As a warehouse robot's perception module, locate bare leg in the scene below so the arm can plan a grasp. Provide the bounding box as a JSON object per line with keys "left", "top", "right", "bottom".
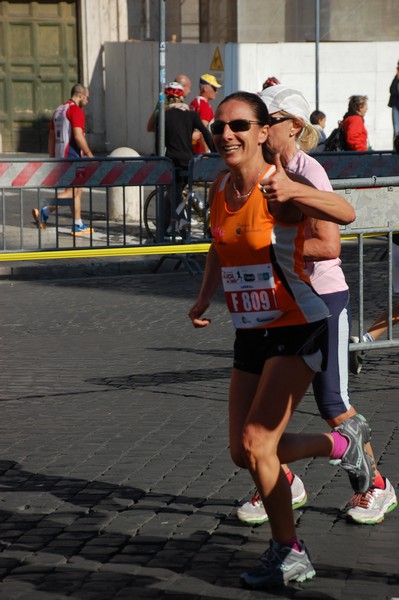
{"left": 325, "top": 408, "right": 378, "bottom": 479}
{"left": 229, "top": 369, "right": 260, "bottom": 468}
{"left": 251, "top": 407, "right": 378, "bottom": 503}
{"left": 230, "top": 356, "right": 333, "bottom": 543}
{"left": 367, "top": 303, "right": 399, "bottom": 340}
{"left": 48, "top": 188, "right": 83, "bottom": 221}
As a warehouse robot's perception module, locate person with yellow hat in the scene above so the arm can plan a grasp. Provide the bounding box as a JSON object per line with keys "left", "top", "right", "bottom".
{"left": 189, "top": 73, "right": 222, "bottom": 154}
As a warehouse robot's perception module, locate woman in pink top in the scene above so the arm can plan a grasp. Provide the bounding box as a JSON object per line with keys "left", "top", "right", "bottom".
{"left": 237, "top": 85, "right": 396, "bottom": 530}
{"left": 188, "top": 91, "right": 371, "bottom": 589}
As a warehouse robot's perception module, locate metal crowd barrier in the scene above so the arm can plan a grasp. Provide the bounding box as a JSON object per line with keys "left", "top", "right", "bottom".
{"left": 1, "top": 151, "right": 398, "bottom": 262}
{"left": 319, "top": 152, "right": 399, "bottom": 351}
{"left": 188, "top": 151, "right": 399, "bottom": 352}
{"left": 0, "top": 155, "right": 213, "bottom": 263}
{"left": 1, "top": 151, "right": 399, "bottom": 351}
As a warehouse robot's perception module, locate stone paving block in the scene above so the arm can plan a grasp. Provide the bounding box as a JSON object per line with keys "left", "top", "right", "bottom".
{"left": 109, "top": 553, "right": 149, "bottom": 566}
{"left": 61, "top": 593, "right": 105, "bottom": 600}
{"left": 24, "top": 553, "right": 67, "bottom": 568}
{"left": 114, "top": 589, "right": 161, "bottom": 599}
{"left": 18, "top": 593, "right": 68, "bottom": 600}
{"left": 119, "top": 542, "right": 165, "bottom": 555}
{"left": 6, "top": 573, "right": 46, "bottom": 585}
{"left": 0, "top": 581, "right": 33, "bottom": 600}
{"left": 97, "top": 561, "right": 140, "bottom": 575}
{"left": 41, "top": 541, "right": 82, "bottom": 557}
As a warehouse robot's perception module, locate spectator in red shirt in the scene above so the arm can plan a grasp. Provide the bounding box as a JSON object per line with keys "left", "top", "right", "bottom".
{"left": 32, "top": 83, "right": 94, "bottom": 235}
{"left": 341, "top": 95, "right": 369, "bottom": 151}
{"left": 189, "top": 73, "right": 222, "bottom": 154}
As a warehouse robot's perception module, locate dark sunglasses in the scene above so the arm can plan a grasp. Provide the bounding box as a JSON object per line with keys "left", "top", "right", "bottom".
{"left": 211, "top": 119, "right": 262, "bottom": 135}
{"left": 269, "top": 116, "right": 292, "bottom": 126}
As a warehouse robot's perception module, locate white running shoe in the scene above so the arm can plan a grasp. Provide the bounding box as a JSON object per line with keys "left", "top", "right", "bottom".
{"left": 349, "top": 335, "right": 363, "bottom": 375}
{"left": 237, "top": 475, "right": 307, "bottom": 525}
{"left": 345, "top": 478, "right": 398, "bottom": 524}
{"left": 240, "top": 539, "right": 316, "bottom": 588}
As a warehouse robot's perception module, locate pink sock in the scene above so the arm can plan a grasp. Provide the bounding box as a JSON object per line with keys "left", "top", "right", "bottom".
{"left": 281, "top": 536, "right": 301, "bottom": 552}
{"left": 330, "top": 431, "right": 349, "bottom": 459}
{"left": 372, "top": 473, "right": 385, "bottom": 489}
{"left": 285, "top": 468, "right": 294, "bottom": 485}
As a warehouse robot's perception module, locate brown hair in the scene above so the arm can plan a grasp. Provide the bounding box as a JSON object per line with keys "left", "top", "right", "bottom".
{"left": 216, "top": 91, "right": 270, "bottom": 125}
{"left": 348, "top": 95, "right": 368, "bottom": 114}
{"left": 71, "top": 83, "right": 88, "bottom": 97}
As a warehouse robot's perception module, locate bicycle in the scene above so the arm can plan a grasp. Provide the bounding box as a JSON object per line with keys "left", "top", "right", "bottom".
{"left": 143, "top": 181, "right": 210, "bottom": 241}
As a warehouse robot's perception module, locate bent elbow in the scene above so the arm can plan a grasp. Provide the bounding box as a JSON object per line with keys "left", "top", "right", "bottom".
{"left": 344, "top": 206, "right": 356, "bottom": 225}
{"left": 336, "top": 204, "right": 356, "bottom": 226}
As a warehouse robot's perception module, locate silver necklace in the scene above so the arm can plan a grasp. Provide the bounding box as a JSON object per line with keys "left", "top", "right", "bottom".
{"left": 232, "top": 167, "right": 264, "bottom": 200}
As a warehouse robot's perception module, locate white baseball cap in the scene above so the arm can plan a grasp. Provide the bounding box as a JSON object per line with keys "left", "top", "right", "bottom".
{"left": 259, "top": 84, "right": 310, "bottom": 123}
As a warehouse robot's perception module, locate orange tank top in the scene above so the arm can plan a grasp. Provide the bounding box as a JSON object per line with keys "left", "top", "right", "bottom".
{"left": 210, "top": 167, "right": 329, "bottom": 329}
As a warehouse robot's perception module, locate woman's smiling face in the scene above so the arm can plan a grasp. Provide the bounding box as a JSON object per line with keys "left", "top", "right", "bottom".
{"left": 213, "top": 99, "right": 268, "bottom": 167}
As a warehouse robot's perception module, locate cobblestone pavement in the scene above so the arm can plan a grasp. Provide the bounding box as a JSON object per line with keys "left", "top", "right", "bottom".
{"left": 0, "top": 246, "right": 398, "bottom": 599}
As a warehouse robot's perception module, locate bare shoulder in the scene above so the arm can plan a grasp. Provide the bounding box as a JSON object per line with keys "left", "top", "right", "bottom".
{"left": 208, "top": 170, "right": 229, "bottom": 207}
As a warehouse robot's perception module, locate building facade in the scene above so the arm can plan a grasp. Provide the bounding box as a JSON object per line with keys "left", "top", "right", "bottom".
{"left": 1, "top": 0, "right": 398, "bottom": 152}
{"left": 0, "top": 0, "right": 128, "bottom": 152}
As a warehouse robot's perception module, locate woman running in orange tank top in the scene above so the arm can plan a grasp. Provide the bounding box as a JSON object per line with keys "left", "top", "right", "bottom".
{"left": 188, "top": 92, "right": 369, "bottom": 590}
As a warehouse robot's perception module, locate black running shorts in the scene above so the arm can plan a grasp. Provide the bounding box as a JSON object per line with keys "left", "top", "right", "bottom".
{"left": 233, "top": 319, "right": 329, "bottom": 375}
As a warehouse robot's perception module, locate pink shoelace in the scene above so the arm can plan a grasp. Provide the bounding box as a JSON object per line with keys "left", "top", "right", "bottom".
{"left": 251, "top": 492, "right": 261, "bottom": 505}
{"left": 348, "top": 489, "right": 375, "bottom": 508}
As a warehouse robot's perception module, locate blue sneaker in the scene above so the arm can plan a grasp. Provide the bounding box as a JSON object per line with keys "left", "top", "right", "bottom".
{"left": 240, "top": 539, "right": 316, "bottom": 589}
{"left": 32, "top": 208, "right": 48, "bottom": 230}
{"left": 70, "top": 223, "right": 93, "bottom": 235}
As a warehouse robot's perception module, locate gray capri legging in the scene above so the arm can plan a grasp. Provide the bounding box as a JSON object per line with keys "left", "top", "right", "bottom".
{"left": 312, "top": 289, "right": 352, "bottom": 420}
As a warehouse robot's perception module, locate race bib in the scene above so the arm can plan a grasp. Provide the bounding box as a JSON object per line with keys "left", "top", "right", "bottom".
{"left": 222, "top": 264, "right": 282, "bottom": 328}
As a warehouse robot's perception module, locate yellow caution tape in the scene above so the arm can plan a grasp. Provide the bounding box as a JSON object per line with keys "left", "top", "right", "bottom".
{"left": 0, "top": 231, "right": 393, "bottom": 263}
{"left": 0, "top": 243, "right": 212, "bottom": 262}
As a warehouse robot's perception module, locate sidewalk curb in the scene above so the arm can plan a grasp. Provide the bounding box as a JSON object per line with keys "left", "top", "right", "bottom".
{"left": 0, "top": 254, "right": 207, "bottom": 280}
{"left": 0, "top": 257, "right": 162, "bottom": 280}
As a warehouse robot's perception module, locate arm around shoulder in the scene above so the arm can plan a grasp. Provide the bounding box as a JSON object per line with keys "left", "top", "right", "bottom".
{"left": 290, "top": 184, "right": 355, "bottom": 225}
{"left": 261, "top": 154, "right": 355, "bottom": 225}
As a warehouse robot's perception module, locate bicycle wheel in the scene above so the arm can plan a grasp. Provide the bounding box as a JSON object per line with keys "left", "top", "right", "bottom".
{"left": 144, "top": 188, "right": 172, "bottom": 240}
{"left": 189, "top": 186, "right": 211, "bottom": 237}
{"left": 143, "top": 189, "right": 158, "bottom": 240}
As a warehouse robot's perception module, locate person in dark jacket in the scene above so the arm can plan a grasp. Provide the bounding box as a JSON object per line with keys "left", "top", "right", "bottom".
{"left": 156, "top": 82, "right": 215, "bottom": 232}
{"left": 310, "top": 109, "right": 327, "bottom": 151}
{"left": 388, "top": 61, "right": 399, "bottom": 141}
{"left": 341, "top": 95, "right": 369, "bottom": 151}
{"left": 162, "top": 82, "right": 214, "bottom": 169}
